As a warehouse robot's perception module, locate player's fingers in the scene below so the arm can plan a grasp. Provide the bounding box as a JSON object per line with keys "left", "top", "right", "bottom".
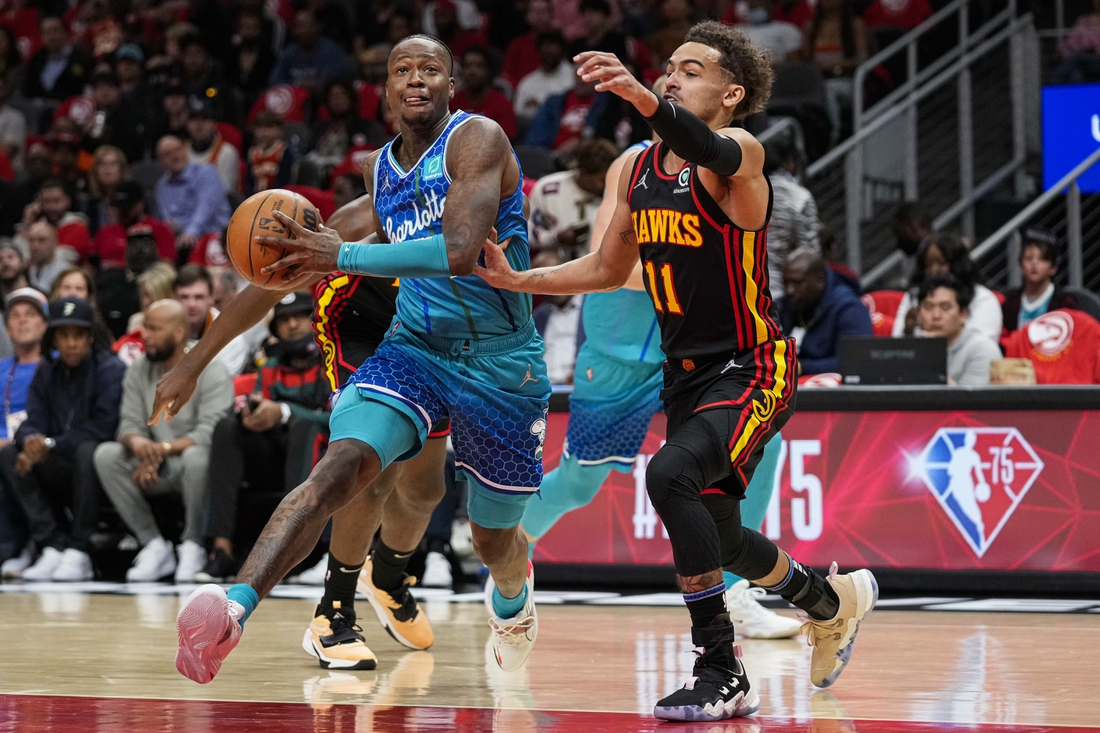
{"left": 499, "top": 235, "right": 513, "bottom": 252}
{"left": 261, "top": 252, "right": 308, "bottom": 274}
{"left": 255, "top": 235, "right": 302, "bottom": 251}
{"left": 272, "top": 209, "right": 308, "bottom": 235}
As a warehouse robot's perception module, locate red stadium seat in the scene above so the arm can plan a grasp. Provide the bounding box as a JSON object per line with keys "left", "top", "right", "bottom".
{"left": 216, "top": 122, "right": 243, "bottom": 153}
{"left": 861, "top": 290, "right": 904, "bottom": 337}
{"left": 1002, "top": 309, "right": 1100, "bottom": 384}
{"left": 330, "top": 144, "right": 379, "bottom": 180}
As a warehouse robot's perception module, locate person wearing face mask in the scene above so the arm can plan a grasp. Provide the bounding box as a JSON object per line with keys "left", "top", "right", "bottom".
{"left": 863, "top": 0, "right": 933, "bottom": 31}
{"left": 194, "top": 291, "right": 331, "bottom": 583}
{"left": 736, "top": 0, "right": 804, "bottom": 64}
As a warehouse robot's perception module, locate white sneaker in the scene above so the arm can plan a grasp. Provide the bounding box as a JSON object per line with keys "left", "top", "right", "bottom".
{"left": 421, "top": 551, "right": 452, "bottom": 588}
{"left": 295, "top": 553, "right": 328, "bottom": 585}
{"left": 21, "top": 546, "right": 64, "bottom": 581}
{"left": 51, "top": 549, "right": 94, "bottom": 582}
{"left": 1, "top": 543, "right": 34, "bottom": 578}
{"left": 127, "top": 537, "right": 176, "bottom": 582}
{"left": 484, "top": 560, "right": 538, "bottom": 671}
{"left": 175, "top": 541, "right": 207, "bottom": 583}
{"left": 726, "top": 579, "right": 803, "bottom": 639}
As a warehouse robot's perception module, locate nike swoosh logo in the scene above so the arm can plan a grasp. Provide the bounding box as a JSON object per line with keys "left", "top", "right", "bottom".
{"left": 338, "top": 567, "right": 361, "bottom": 573}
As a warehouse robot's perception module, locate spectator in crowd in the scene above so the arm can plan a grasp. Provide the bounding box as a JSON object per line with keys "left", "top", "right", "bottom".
{"left": 46, "top": 130, "right": 88, "bottom": 194}
{"left": 211, "top": 268, "right": 241, "bottom": 313}
{"left": 47, "top": 265, "right": 115, "bottom": 347}
{"left": 1001, "top": 227, "right": 1079, "bottom": 333}
{"left": 648, "top": 0, "right": 696, "bottom": 65}
{"left": 85, "top": 67, "right": 147, "bottom": 164}
{"left": 0, "top": 144, "right": 51, "bottom": 237}
{"left": 0, "top": 26, "right": 21, "bottom": 89}
{"left": 803, "top": 0, "right": 867, "bottom": 141}
{"left": 452, "top": 46, "right": 517, "bottom": 140}
{"left": 21, "top": 180, "right": 92, "bottom": 262}
{"left": 24, "top": 222, "right": 69, "bottom": 293}
{"left": 197, "top": 291, "right": 330, "bottom": 581}
{"left": 0, "top": 289, "right": 48, "bottom": 577}
{"left": 1, "top": 296, "right": 125, "bottom": 581}
{"left": 22, "top": 16, "right": 93, "bottom": 101}
{"left": 528, "top": 138, "right": 617, "bottom": 258}
{"left": 178, "top": 35, "right": 236, "bottom": 122}
{"left": 526, "top": 75, "right": 608, "bottom": 152}
{"left": 764, "top": 127, "right": 819, "bottom": 299}
{"left": 503, "top": 0, "right": 556, "bottom": 86}
{"left": 245, "top": 112, "right": 299, "bottom": 195}
{"left": 423, "top": 0, "right": 483, "bottom": 37}
{"left": 150, "top": 78, "right": 191, "bottom": 146}
{"left": 155, "top": 135, "right": 232, "bottom": 254}
{"left": 187, "top": 98, "right": 241, "bottom": 195}
{"left": 227, "top": 10, "right": 279, "bottom": 110}
{"left": 123, "top": 262, "right": 178, "bottom": 338}
{"left": 84, "top": 146, "right": 129, "bottom": 236}
{"left": 173, "top": 264, "right": 256, "bottom": 376}
{"left": 306, "top": 80, "right": 386, "bottom": 184}
{"left": 893, "top": 233, "right": 1003, "bottom": 342}
{"left": 94, "top": 299, "right": 232, "bottom": 583}
{"left": 779, "top": 248, "right": 873, "bottom": 375}
{"left": 890, "top": 202, "right": 932, "bottom": 287}
{"left": 514, "top": 31, "right": 575, "bottom": 125}
{"left": 0, "top": 242, "right": 29, "bottom": 305}
{"left": 1053, "top": 0, "right": 1100, "bottom": 84}
{"left": 737, "top": 0, "right": 804, "bottom": 63}
{"left": 270, "top": 10, "right": 350, "bottom": 93}
{"left": 91, "top": 181, "right": 177, "bottom": 270}
{"left": 115, "top": 44, "right": 149, "bottom": 108}
{"left": 532, "top": 251, "right": 582, "bottom": 384}
{"left": 332, "top": 173, "right": 367, "bottom": 209}
{"left": 570, "top": 0, "right": 635, "bottom": 62}
{"left": 310, "top": 0, "right": 353, "bottom": 52}
{"left": 0, "top": 76, "right": 26, "bottom": 172}
{"left": 918, "top": 274, "right": 1001, "bottom": 386}
{"left": 863, "top": 0, "right": 933, "bottom": 30}
{"left": 428, "top": 0, "right": 489, "bottom": 59}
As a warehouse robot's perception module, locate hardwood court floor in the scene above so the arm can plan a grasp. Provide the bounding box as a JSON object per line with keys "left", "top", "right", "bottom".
{"left": 0, "top": 590, "right": 1098, "bottom": 732}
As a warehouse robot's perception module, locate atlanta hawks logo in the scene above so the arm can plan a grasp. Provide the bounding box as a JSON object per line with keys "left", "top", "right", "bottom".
{"left": 752, "top": 391, "right": 777, "bottom": 422}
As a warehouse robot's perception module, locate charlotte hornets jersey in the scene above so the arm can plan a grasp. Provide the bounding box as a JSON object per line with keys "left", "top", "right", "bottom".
{"left": 373, "top": 111, "right": 531, "bottom": 341}
{"left": 581, "top": 290, "right": 661, "bottom": 364}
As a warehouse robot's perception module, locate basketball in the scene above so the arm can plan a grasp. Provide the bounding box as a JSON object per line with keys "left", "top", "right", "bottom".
{"left": 226, "top": 189, "right": 322, "bottom": 289}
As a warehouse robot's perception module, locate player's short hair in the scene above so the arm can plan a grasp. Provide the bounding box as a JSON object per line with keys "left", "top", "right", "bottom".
{"left": 918, "top": 273, "right": 974, "bottom": 312}
{"left": 174, "top": 263, "right": 213, "bottom": 294}
{"left": 683, "top": 21, "right": 773, "bottom": 121}
{"left": 394, "top": 34, "right": 454, "bottom": 76}
{"left": 574, "top": 138, "right": 618, "bottom": 175}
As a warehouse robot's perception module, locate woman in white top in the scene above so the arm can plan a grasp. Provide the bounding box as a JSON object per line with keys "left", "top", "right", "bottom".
{"left": 893, "top": 233, "right": 1003, "bottom": 342}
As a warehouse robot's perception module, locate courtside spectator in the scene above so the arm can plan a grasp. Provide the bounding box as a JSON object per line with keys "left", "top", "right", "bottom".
{"left": 84, "top": 146, "right": 129, "bottom": 235}
{"left": 197, "top": 292, "right": 331, "bottom": 582}
{"left": 24, "top": 222, "right": 68, "bottom": 293}
{"left": 503, "top": 0, "right": 556, "bottom": 86}
{"left": 47, "top": 267, "right": 116, "bottom": 347}
{"left": 765, "top": 128, "right": 819, "bottom": 299}
{"left": 514, "top": 32, "right": 575, "bottom": 125}
{"left": 779, "top": 248, "right": 872, "bottom": 375}
{"left": 893, "top": 233, "right": 1003, "bottom": 342}
{"left": 532, "top": 252, "right": 582, "bottom": 384}
{"left": 173, "top": 264, "right": 257, "bottom": 376}
{"left": 270, "top": 10, "right": 350, "bottom": 93}
{"left": 0, "top": 289, "right": 48, "bottom": 577}
{"left": 863, "top": 0, "right": 933, "bottom": 30}
{"left": 245, "top": 112, "right": 299, "bottom": 195}
{"left": 117, "top": 263, "right": 178, "bottom": 363}
{"left": 187, "top": 98, "right": 241, "bottom": 196}
{"left": 20, "top": 180, "right": 91, "bottom": 262}
{"left": 2, "top": 296, "right": 125, "bottom": 581}
{"left": 22, "top": 16, "right": 93, "bottom": 101}
{"left": 1001, "top": 227, "right": 1079, "bottom": 333}
{"left": 804, "top": 0, "right": 867, "bottom": 142}
{"left": 85, "top": 67, "right": 147, "bottom": 164}
{"left": 155, "top": 136, "right": 232, "bottom": 255}
{"left": 737, "top": 0, "right": 804, "bottom": 63}
{"left": 92, "top": 181, "right": 177, "bottom": 270}
{"left": 94, "top": 300, "right": 232, "bottom": 583}
{"left": 917, "top": 274, "right": 1001, "bottom": 386}
{"left": 453, "top": 46, "right": 517, "bottom": 140}
{"left": 528, "top": 138, "right": 617, "bottom": 259}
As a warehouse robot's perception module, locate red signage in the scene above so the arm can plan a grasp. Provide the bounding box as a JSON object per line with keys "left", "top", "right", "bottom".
{"left": 534, "top": 410, "right": 1100, "bottom": 572}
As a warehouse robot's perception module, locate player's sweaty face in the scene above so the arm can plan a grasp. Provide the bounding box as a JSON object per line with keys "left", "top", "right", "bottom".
{"left": 664, "top": 43, "right": 740, "bottom": 127}
{"left": 387, "top": 41, "right": 454, "bottom": 128}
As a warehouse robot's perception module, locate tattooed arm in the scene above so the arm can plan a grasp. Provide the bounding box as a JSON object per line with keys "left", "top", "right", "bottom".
{"left": 476, "top": 149, "right": 642, "bottom": 295}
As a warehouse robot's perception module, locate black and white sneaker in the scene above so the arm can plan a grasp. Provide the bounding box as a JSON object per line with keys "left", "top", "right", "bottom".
{"left": 194, "top": 548, "right": 236, "bottom": 583}
{"left": 653, "top": 614, "right": 760, "bottom": 721}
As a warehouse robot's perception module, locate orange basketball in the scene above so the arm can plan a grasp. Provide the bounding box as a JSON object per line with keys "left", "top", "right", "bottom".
{"left": 226, "top": 189, "right": 323, "bottom": 289}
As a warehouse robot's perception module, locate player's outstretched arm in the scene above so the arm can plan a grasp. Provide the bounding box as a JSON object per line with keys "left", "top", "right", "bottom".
{"left": 590, "top": 149, "right": 646, "bottom": 291}
{"left": 477, "top": 150, "right": 640, "bottom": 295}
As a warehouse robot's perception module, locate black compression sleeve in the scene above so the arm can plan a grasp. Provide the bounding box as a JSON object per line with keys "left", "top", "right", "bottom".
{"left": 643, "top": 97, "right": 743, "bottom": 176}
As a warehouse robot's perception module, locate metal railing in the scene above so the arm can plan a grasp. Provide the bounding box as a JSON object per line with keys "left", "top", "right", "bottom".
{"left": 971, "top": 146, "right": 1100, "bottom": 290}
{"left": 797, "top": 7, "right": 1034, "bottom": 288}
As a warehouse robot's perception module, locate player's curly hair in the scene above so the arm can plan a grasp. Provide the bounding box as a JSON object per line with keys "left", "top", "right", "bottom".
{"left": 684, "top": 21, "right": 774, "bottom": 122}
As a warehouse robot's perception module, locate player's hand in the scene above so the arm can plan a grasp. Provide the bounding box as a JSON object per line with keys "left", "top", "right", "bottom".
{"left": 574, "top": 51, "right": 653, "bottom": 110}
{"left": 474, "top": 237, "right": 517, "bottom": 289}
{"left": 259, "top": 210, "right": 342, "bottom": 276}
{"left": 150, "top": 362, "right": 200, "bottom": 424}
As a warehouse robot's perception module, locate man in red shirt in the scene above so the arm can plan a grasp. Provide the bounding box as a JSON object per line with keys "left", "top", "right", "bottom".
{"left": 90, "top": 181, "right": 176, "bottom": 269}
{"left": 21, "top": 180, "right": 90, "bottom": 261}
{"left": 502, "top": 0, "right": 555, "bottom": 86}
{"left": 450, "top": 46, "right": 517, "bottom": 140}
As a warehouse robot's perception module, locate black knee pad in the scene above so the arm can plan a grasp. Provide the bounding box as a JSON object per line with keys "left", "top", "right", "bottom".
{"left": 702, "top": 491, "right": 779, "bottom": 580}
{"left": 645, "top": 443, "right": 706, "bottom": 513}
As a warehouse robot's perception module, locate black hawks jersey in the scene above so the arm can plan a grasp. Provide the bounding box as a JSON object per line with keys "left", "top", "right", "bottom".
{"left": 312, "top": 272, "right": 399, "bottom": 389}
{"left": 627, "top": 142, "right": 783, "bottom": 363}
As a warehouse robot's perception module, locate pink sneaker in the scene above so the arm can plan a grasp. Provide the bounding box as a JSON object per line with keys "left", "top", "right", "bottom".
{"left": 175, "top": 584, "right": 244, "bottom": 683}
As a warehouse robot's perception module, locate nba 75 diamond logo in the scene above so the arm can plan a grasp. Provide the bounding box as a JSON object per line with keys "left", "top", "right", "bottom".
{"left": 916, "top": 428, "right": 1044, "bottom": 557}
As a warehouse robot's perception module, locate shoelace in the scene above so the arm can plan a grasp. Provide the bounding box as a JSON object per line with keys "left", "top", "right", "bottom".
{"left": 488, "top": 614, "right": 536, "bottom": 645}
{"left": 388, "top": 577, "right": 420, "bottom": 622}
{"left": 732, "top": 585, "right": 776, "bottom": 622}
{"left": 800, "top": 562, "right": 843, "bottom": 649}
{"left": 328, "top": 612, "right": 365, "bottom": 639}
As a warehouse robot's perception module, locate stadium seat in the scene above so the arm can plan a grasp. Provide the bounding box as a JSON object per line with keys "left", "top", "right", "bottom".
{"left": 1063, "top": 287, "right": 1100, "bottom": 323}
{"left": 862, "top": 290, "right": 905, "bottom": 337}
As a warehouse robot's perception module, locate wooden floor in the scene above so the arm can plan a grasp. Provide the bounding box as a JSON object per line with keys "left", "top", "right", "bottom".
{"left": 1, "top": 589, "right": 1098, "bottom": 732}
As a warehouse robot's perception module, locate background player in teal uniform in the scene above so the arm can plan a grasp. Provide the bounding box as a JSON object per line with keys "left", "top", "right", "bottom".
{"left": 174, "top": 35, "right": 549, "bottom": 684}
{"left": 521, "top": 137, "right": 800, "bottom": 639}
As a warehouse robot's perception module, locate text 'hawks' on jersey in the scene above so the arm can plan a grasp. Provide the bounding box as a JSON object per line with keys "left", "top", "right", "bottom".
{"left": 627, "top": 142, "right": 783, "bottom": 362}
{"left": 373, "top": 110, "right": 532, "bottom": 341}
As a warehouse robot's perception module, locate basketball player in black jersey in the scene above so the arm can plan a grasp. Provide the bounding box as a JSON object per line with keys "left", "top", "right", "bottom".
{"left": 478, "top": 21, "right": 878, "bottom": 721}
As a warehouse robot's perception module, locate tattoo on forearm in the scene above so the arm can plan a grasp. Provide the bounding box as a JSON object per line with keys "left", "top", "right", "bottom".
{"left": 677, "top": 569, "right": 725, "bottom": 594}
{"left": 235, "top": 490, "right": 325, "bottom": 597}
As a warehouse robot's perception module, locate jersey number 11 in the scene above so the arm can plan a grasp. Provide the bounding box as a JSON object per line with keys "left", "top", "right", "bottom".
{"left": 644, "top": 260, "right": 683, "bottom": 315}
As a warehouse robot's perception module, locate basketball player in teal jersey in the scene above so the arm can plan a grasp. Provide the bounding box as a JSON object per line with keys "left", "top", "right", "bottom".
{"left": 523, "top": 137, "right": 800, "bottom": 639}
{"left": 174, "top": 35, "right": 550, "bottom": 684}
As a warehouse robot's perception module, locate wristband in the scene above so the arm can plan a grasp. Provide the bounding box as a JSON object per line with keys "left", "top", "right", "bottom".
{"left": 336, "top": 234, "right": 451, "bottom": 278}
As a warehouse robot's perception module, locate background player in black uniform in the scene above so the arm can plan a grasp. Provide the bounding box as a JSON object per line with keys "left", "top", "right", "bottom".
{"left": 151, "top": 194, "right": 447, "bottom": 668}
{"left": 478, "top": 21, "right": 878, "bottom": 722}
